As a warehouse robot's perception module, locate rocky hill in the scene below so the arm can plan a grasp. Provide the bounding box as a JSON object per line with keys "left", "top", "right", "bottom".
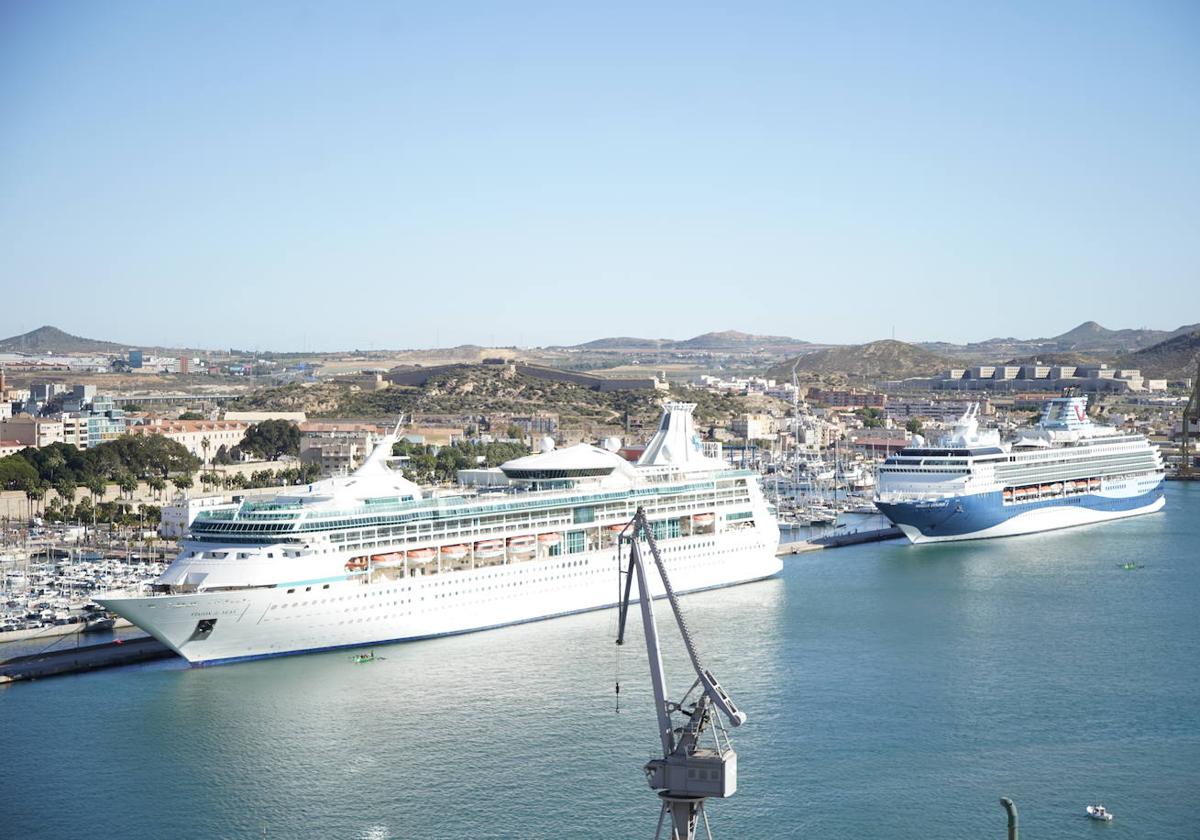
{"left": 1115, "top": 330, "right": 1200, "bottom": 380}
{"left": 572, "top": 336, "right": 669, "bottom": 350}
{"left": 230, "top": 366, "right": 757, "bottom": 430}
{"left": 0, "top": 325, "right": 127, "bottom": 354}
{"left": 768, "top": 340, "right": 956, "bottom": 382}
{"left": 1045, "top": 321, "right": 1200, "bottom": 354}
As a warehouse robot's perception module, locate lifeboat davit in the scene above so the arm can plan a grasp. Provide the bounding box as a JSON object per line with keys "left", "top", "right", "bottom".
{"left": 406, "top": 548, "right": 436, "bottom": 563}
{"left": 440, "top": 544, "right": 469, "bottom": 561}
{"left": 474, "top": 539, "right": 505, "bottom": 559}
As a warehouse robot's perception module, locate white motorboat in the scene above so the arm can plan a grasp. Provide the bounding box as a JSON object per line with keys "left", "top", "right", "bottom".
{"left": 1086, "top": 804, "right": 1114, "bottom": 821}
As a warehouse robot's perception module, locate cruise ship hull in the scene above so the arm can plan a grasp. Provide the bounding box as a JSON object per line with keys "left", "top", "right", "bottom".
{"left": 876, "top": 480, "right": 1165, "bottom": 544}
{"left": 97, "top": 530, "right": 781, "bottom": 665}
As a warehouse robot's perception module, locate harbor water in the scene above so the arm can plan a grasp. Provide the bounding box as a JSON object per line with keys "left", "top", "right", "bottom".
{"left": 2, "top": 483, "right": 1197, "bottom": 838}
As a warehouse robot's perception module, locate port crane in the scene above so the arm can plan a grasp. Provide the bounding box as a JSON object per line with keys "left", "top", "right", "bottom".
{"left": 616, "top": 508, "right": 746, "bottom": 840}
{"left": 1179, "top": 359, "right": 1200, "bottom": 478}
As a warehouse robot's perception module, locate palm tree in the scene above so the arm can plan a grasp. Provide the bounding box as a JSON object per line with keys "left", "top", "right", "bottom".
{"left": 172, "top": 474, "right": 194, "bottom": 497}
{"left": 54, "top": 478, "right": 77, "bottom": 507}
{"left": 117, "top": 472, "right": 138, "bottom": 500}
{"left": 147, "top": 475, "right": 166, "bottom": 501}
{"left": 25, "top": 481, "right": 47, "bottom": 519}
{"left": 201, "top": 436, "right": 211, "bottom": 472}
{"left": 86, "top": 475, "right": 107, "bottom": 506}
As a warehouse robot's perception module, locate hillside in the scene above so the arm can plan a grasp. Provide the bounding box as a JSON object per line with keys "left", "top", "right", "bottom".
{"left": 768, "top": 340, "right": 955, "bottom": 381}
{"left": 571, "top": 330, "right": 809, "bottom": 353}
{"left": 230, "top": 366, "right": 757, "bottom": 430}
{"left": 0, "top": 325, "right": 127, "bottom": 354}
{"left": 572, "top": 336, "right": 668, "bottom": 350}
{"left": 670, "top": 330, "right": 810, "bottom": 351}
{"left": 1115, "top": 330, "right": 1200, "bottom": 380}
{"left": 1002, "top": 352, "right": 1102, "bottom": 367}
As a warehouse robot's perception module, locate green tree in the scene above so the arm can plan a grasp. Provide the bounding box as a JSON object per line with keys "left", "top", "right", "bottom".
{"left": 905, "top": 418, "right": 923, "bottom": 435}
{"left": 117, "top": 472, "right": 139, "bottom": 500}
{"left": 178, "top": 411, "right": 205, "bottom": 421}
{"left": 148, "top": 475, "right": 166, "bottom": 500}
{"left": 0, "top": 455, "right": 39, "bottom": 491}
{"left": 86, "top": 475, "right": 107, "bottom": 505}
{"left": 74, "top": 496, "right": 94, "bottom": 526}
{"left": 239, "top": 420, "right": 301, "bottom": 461}
{"left": 24, "top": 480, "right": 47, "bottom": 519}
{"left": 53, "top": 478, "right": 77, "bottom": 509}
{"left": 172, "top": 474, "right": 194, "bottom": 495}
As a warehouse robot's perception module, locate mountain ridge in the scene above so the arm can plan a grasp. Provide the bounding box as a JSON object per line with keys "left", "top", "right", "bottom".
{"left": 0, "top": 325, "right": 128, "bottom": 354}
{"left": 767, "top": 339, "right": 957, "bottom": 381}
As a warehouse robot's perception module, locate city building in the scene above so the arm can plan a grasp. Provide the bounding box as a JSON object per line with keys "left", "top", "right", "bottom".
{"left": 731, "top": 413, "right": 776, "bottom": 440}
{"left": 224, "top": 410, "right": 308, "bottom": 424}
{"left": 482, "top": 412, "right": 559, "bottom": 438}
{"left": 299, "top": 421, "right": 387, "bottom": 474}
{"left": 0, "top": 416, "right": 64, "bottom": 448}
{"left": 128, "top": 419, "right": 248, "bottom": 462}
{"left": 885, "top": 398, "right": 993, "bottom": 423}
{"left": 0, "top": 439, "right": 25, "bottom": 458}
{"left": 805, "top": 388, "right": 887, "bottom": 408}
{"left": 896, "top": 362, "right": 1168, "bottom": 393}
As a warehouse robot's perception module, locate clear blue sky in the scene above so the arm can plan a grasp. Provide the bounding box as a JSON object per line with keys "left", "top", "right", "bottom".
{"left": 2, "top": 1, "right": 1197, "bottom": 351}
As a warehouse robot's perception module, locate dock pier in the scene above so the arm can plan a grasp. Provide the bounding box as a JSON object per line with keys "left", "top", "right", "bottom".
{"left": 0, "top": 637, "right": 175, "bottom": 684}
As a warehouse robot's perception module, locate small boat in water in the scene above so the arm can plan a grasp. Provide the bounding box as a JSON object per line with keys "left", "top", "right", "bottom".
{"left": 350, "top": 651, "right": 378, "bottom": 664}
{"left": 1086, "top": 804, "right": 1114, "bottom": 821}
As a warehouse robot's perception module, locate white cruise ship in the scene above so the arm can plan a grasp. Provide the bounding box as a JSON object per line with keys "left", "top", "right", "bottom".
{"left": 874, "top": 396, "right": 1165, "bottom": 543}
{"left": 98, "top": 403, "right": 781, "bottom": 665}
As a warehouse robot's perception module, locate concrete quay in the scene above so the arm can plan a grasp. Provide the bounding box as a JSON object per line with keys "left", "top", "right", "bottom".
{"left": 776, "top": 525, "right": 904, "bottom": 555}
{"left": 0, "top": 636, "right": 175, "bottom": 684}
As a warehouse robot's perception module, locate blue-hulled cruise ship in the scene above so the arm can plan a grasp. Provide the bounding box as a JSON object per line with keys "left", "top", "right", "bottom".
{"left": 874, "top": 396, "right": 1165, "bottom": 543}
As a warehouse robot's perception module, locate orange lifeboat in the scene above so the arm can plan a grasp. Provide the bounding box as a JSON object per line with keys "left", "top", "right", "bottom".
{"left": 440, "top": 544, "right": 469, "bottom": 561}
{"left": 344, "top": 557, "right": 368, "bottom": 572}
{"left": 474, "top": 539, "right": 505, "bottom": 559}
{"left": 507, "top": 535, "right": 536, "bottom": 552}
{"left": 371, "top": 552, "right": 404, "bottom": 569}
{"left": 537, "top": 532, "right": 562, "bottom": 546}
{"left": 406, "top": 547, "right": 436, "bottom": 563}
{"left": 692, "top": 513, "right": 716, "bottom": 525}
{"left": 607, "top": 523, "right": 626, "bottom": 533}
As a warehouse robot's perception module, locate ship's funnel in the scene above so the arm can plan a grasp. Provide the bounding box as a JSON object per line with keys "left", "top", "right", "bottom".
{"left": 637, "top": 403, "right": 723, "bottom": 471}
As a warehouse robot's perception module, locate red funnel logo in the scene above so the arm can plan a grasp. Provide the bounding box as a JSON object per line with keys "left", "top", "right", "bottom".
{"left": 1075, "top": 404, "right": 1086, "bottom": 422}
